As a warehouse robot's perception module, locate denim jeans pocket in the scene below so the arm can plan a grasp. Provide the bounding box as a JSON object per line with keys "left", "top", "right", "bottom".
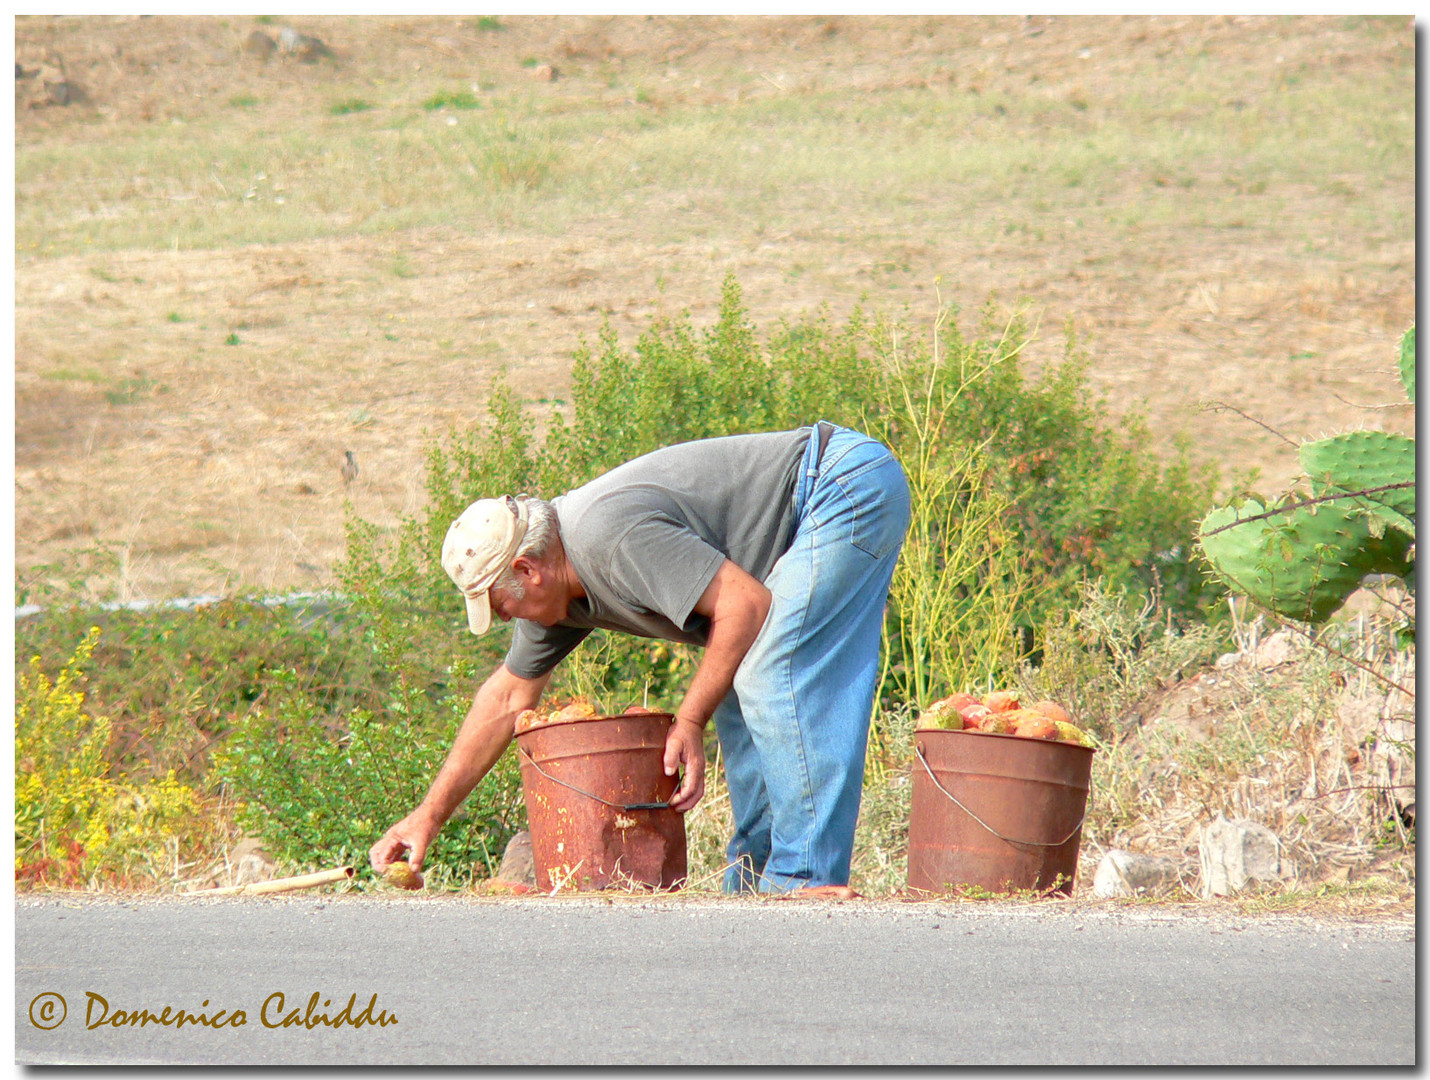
{"left": 832, "top": 456, "right": 910, "bottom": 560}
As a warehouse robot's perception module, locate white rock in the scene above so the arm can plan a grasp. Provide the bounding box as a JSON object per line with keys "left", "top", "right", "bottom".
{"left": 1253, "top": 628, "right": 1298, "bottom": 669}
{"left": 228, "top": 836, "right": 276, "bottom": 886}
{"left": 1092, "top": 849, "right": 1181, "bottom": 898}
{"left": 1198, "top": 814, "right": 1286, "bottom": 897}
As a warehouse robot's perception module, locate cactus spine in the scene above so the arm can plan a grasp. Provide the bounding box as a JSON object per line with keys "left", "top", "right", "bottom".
{"left": 1198, "top": 326, "right": 1416, "bottom": 624}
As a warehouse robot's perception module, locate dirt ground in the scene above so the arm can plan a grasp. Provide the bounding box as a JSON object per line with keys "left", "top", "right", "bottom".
{"left": 13, "top": 15, "right": 1416, "bottom": 604}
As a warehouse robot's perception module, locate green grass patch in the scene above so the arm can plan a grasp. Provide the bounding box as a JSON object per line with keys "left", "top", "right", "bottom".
{"left": 42, "top": 366, "right": 106, "bottom": 385}
{"left": 422, "top": 88, "right": 480, "bottom": 111}
{"left": 328, "top": 98, "right": 374, "bottom": 116}
{"left": 104, "top": 375, "right": 163, "bottom": 405}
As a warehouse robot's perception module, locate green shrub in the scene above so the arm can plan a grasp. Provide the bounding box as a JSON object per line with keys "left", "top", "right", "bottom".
{"left": 16, "top": 629, "right": 222, "bottom": 887}
{"left": 14, "top": 597, "right": 390, "bottom": 786}
{"left": 212, "top": 666, "right": 524, "bottom": 887}
{"left": 932, "top": 311, "right": 1223, "bottom": 628}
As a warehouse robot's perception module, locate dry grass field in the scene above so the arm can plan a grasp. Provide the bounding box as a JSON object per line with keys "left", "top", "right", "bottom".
{"left": 15, "top": 14, "right": 1415, "bottom": 608}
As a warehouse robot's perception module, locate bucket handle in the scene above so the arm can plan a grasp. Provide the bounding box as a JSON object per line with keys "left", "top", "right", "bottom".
{"left": 518, "top": 746, "right": 675, "bottom": 812}
{"left": 915, "top": 742, "right": 1090, "bottom": 849}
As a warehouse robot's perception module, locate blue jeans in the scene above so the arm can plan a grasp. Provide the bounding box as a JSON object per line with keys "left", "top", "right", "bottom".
{"left": 715, "top": 426, "right": 911, "bottom": 892}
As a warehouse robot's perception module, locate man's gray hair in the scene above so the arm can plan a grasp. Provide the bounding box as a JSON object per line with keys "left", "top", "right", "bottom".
{"left": 492, "top": 494, "right": 559, "bottom": 598}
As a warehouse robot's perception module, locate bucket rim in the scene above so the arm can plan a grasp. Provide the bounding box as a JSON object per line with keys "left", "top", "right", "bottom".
{"left": 914, "top": 727, "right": 1095, "bottom": 755}
{"left": 516, "top": 710, "right": 675, "bottom": 739}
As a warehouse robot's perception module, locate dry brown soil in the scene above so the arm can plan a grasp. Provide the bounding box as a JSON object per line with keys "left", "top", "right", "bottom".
{"left": 14, "top": 15, "right": 1416, "bottom": 604}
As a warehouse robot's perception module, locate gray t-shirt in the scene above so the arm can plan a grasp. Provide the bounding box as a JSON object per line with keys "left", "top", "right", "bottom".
{"left": 503, "top": 427, "right": 813, "bottom": 678}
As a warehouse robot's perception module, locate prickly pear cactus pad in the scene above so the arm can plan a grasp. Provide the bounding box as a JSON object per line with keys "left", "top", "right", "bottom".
{"left": 1299, "top": 430, "right": 1416, "bottom": 531}
{"left": 1199, "top": 497, "right": 1412, "bottom": 624}
{"left": 1199, "top": 325, "right": 1416, "bottom": 625}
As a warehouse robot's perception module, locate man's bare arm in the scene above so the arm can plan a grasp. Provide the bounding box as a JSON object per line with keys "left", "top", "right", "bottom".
{"left": 370, "top": 663, "right": 550, "bottom": 871}
{"left": 663, "top": 559, "right": 772, "bottom": 811}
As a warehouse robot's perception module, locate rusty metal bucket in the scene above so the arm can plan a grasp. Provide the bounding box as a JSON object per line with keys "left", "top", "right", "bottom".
{"left": 515, "top": 712, "right": 687, "bottom": 892}
{"left": 906, "top": 729, "right": 1094, "bottom": 896}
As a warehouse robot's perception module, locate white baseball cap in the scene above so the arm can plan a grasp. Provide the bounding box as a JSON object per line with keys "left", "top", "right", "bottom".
{"left": 441, "top": 496, "right": 529, "bottom": 635}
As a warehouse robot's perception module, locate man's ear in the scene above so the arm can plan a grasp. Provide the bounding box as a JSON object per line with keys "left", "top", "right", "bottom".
{"left": 511, "top": 555, "right": 541, "bottom": 586}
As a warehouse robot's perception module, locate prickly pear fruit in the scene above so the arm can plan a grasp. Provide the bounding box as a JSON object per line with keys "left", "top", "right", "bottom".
{"left": 958, "top": 703, "right": 992, "bottom": 729}
{"left": 984, "top": 691, "right": 1020, "bottom": 713}
{"left": 514, "top": 708, "right": 544, "bottom": 734}
{"left": 1053, "top": 721, "right": 1094, "bottom": 747}
{"left": 976, "top": 715, "right": 1013, "bottom": 735}
{"left": 946, "top": 692, "right": 980, "bottom": 710}
{"left": 1030, "top": 700, "right": 1073, "bottom": 725}
{"left": 552, "top": 701, "right": 598, "bottom": 723}
{"left": 1010, "top": 714, "right": 1059, "bottom": 740}
{"left": 916, "top": 698, "right": 965, "bottom": 730}
{"left": 384, "top": 860, "right": 424, "bottom": 890}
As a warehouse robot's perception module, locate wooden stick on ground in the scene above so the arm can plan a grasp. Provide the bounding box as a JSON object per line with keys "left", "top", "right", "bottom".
{"left": 200, "top": 865, "right": 354, "bottom": 897}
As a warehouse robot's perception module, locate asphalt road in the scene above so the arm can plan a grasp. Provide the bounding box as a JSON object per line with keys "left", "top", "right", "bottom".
{"left": 14, "top": 894, "right": 1415, "bottom": 1067}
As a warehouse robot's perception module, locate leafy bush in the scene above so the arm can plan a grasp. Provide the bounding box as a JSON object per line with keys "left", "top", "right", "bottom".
{"left": 14, "top": 597, "right": 390, "bottom": 786}
{"left": 213, "top": 665, "right": 524, "bottom": 887}
{"left": 16, "top": 629, "right": 223, "bottom": 887}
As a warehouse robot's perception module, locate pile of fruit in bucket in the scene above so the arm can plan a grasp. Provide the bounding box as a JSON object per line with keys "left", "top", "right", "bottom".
{"left": 914, "top": 691, "right": 1094, "bottom": 747}
{"left": 514, "top": 699, "right": 664, "bottom": 735}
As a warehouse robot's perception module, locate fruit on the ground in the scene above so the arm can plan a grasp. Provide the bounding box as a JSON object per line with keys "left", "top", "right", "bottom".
{"left": 984, "top": 690, "right": 1020, "bottom": 713}
{"left": 1031, "top": 700, "right": 1073, "bottom": 725}
{"left": 384, "top": 859, "right": 424, "bottom": 890}
{"left": 1053, "top": 720, "right": 1094, "bottom": 747}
